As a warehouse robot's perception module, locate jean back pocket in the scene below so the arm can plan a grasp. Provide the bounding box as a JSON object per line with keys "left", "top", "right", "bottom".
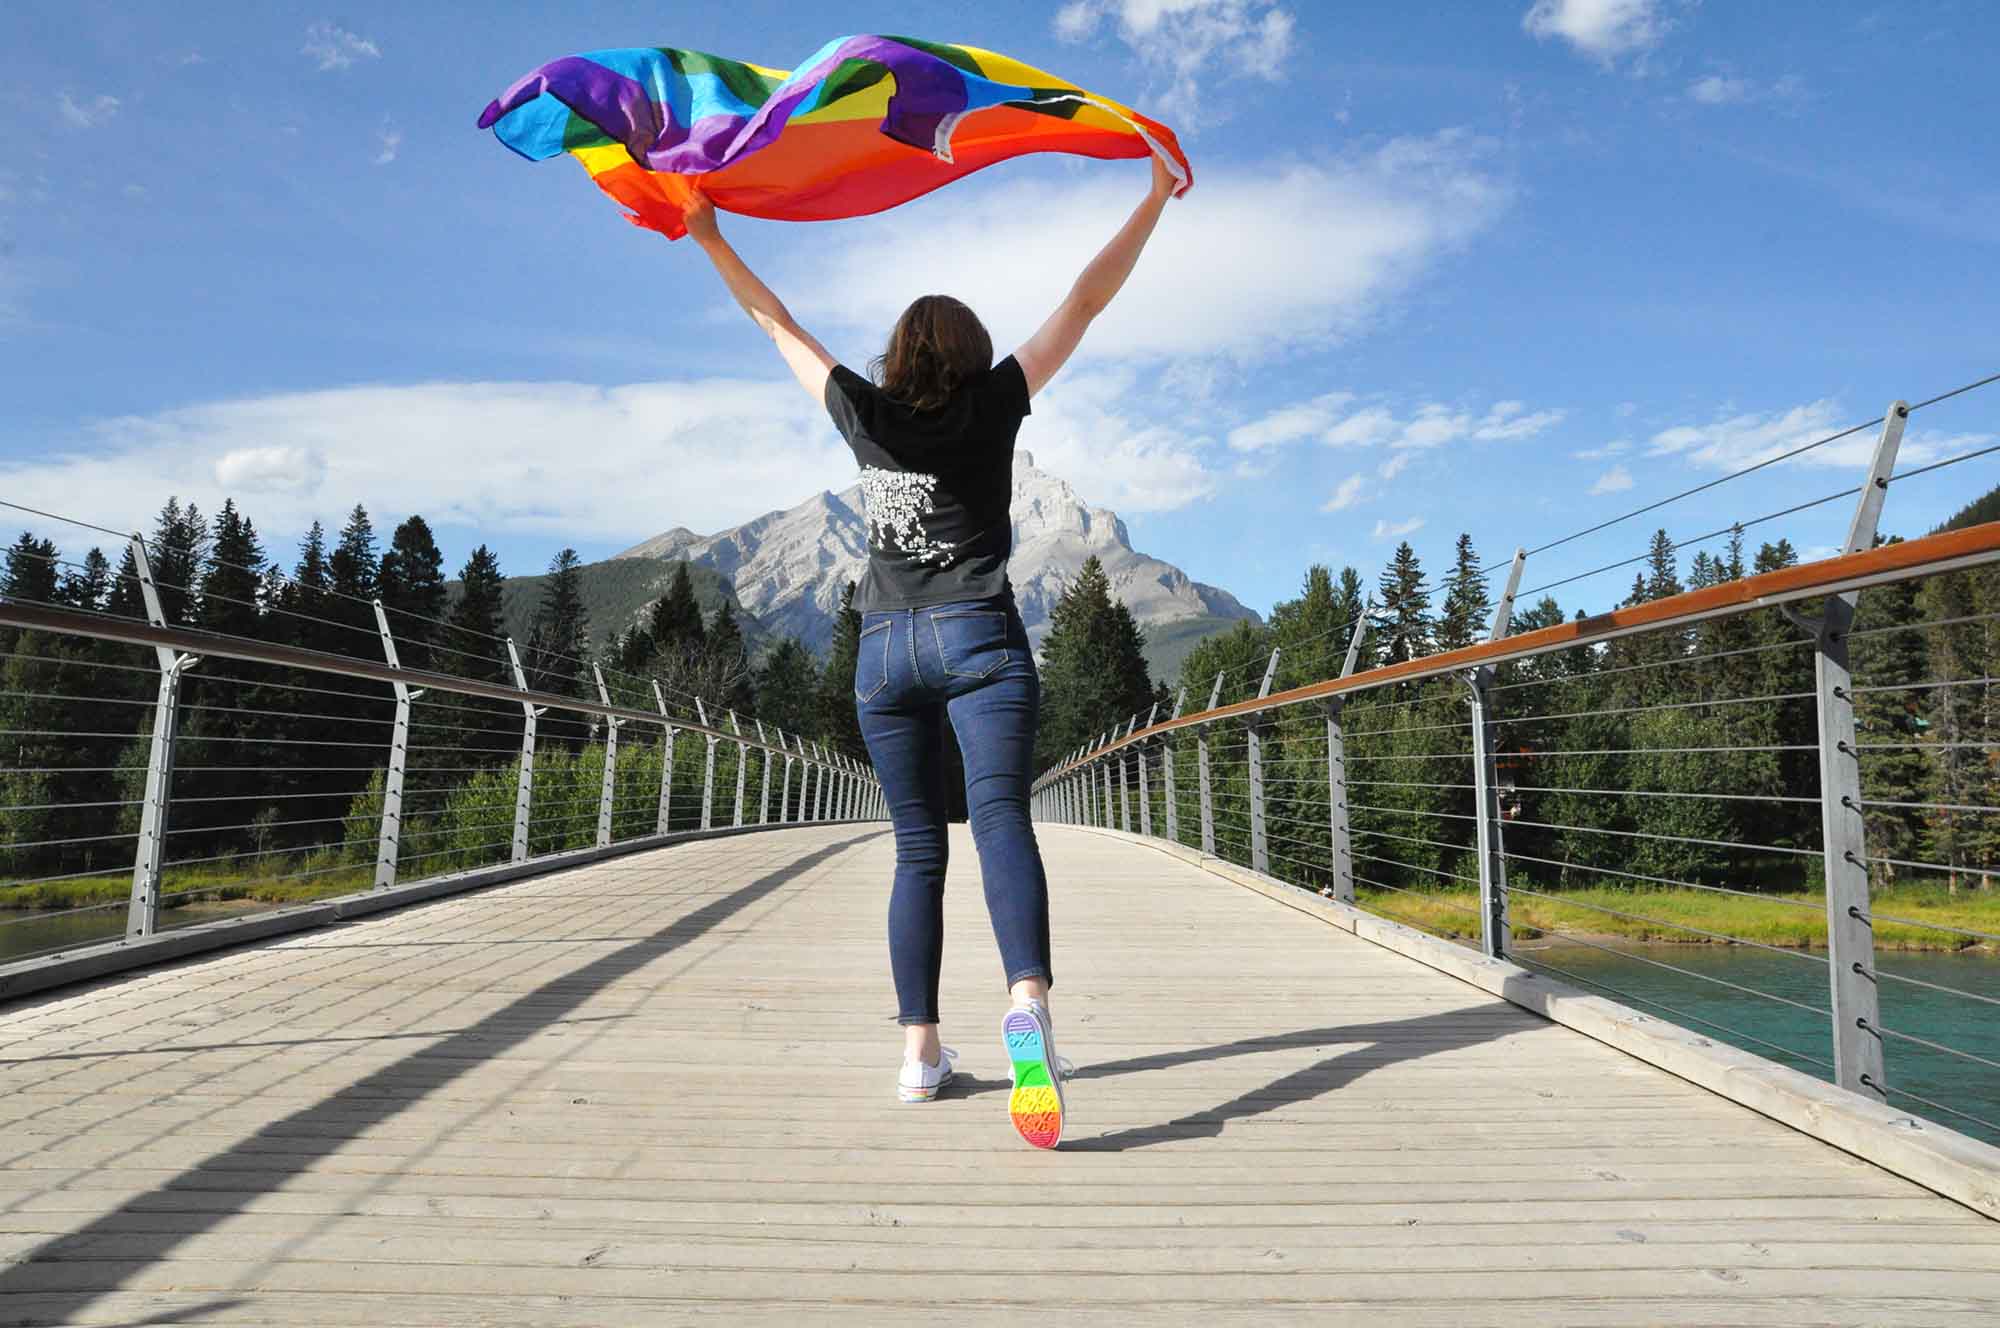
{"left": 931, "top": 609, "right": 1014, "bottom": 680}
{"left": 854, "top": 619, "right": 892, "bottom": 703}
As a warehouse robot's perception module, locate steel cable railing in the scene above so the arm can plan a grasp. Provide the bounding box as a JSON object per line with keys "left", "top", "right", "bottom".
{"left": 0, "top": 519, "right": 885, "bottom": 970}
{"left": 1034, "top": 389, "right": 2000, "bottom": 1150}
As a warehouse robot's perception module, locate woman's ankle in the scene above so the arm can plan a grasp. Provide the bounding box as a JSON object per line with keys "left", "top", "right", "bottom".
{"left": 904, "top": 1022, "right": 941, "bottom": 1065}
{"left": 1009, "top": 976, "right": 1050, "bottom": 1011}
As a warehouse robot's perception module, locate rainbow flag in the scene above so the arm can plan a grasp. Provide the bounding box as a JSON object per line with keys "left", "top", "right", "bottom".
{"left": 478, "top": 34, "right": 1192, "bottom": 240}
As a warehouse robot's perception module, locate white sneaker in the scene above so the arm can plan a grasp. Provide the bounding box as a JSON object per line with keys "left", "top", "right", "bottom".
{"left": 1002, "top": 1000, "right": 1067, "bottom": 1149}
{"left": 898, "top": 1045, "right": 957, "bottom": 1103}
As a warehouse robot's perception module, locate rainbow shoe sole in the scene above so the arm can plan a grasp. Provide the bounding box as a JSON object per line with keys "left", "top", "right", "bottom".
{"left": 1002, "top": 1006, "right": 1064, "bottom": 1150}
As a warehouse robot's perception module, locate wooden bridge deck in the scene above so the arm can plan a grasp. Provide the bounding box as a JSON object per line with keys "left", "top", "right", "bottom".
{"left": 1, "top": 824, "right": 1996, "bottom": 1325}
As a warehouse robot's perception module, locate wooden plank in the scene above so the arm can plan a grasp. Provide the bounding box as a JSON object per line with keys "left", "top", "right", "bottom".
{"left": 0, "top": 823, "right": 1995, "bottom": 1324}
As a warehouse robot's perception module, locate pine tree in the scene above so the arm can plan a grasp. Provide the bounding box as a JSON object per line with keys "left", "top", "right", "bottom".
{"left": 708, "top": 599, "right": 756, "bottom": 717}
{"left": 1376, "top": 541, "right": 1431, "bottom": 665}
{"left": 1037, "top": 556, "right": 1156, "bottom": 769}
{"left": 817, "top": 581, "right": 864, "bottom": 756}
{"left": 1437, "top": 534, "right": 1491, "bottom": 654}
{"left": 1269, "top": 564, "right": 1342, "bottom": 690}
{"left": 201, "top": 501, "right": 268, "bottom": 639}
{"left": 649, "top": 564, "right": 707, "bottom": 655}
{"left": 148, "top": 498, "right": 207, "bottom": 627}
{"left": 527, "top": 548, "right": 589, "bottom": 699}
{"left": 444, "top": 545, "right": 514, "bottom": 762}
{"left": 57, "top": 547, "right": 111, "bottom": 611}
{"left": 378, "top": 515, "right": 448, "bottom": 672}
{"left": 754, "top": 639, "right": 824, "bottom": 741}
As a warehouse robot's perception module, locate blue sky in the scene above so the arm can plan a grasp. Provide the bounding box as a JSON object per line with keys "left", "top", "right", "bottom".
{"left": 2, "top": 0, "right": 1996, "bottom": 622}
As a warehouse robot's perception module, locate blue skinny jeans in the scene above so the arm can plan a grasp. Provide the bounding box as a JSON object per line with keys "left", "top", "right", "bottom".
{"left": 854, "top": 595, "right": 1053, "bottom": 1025}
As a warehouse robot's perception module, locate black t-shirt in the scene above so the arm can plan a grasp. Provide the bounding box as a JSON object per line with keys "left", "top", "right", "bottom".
{"left": 824, "top": 356, "right": 1031, "bottom": 612}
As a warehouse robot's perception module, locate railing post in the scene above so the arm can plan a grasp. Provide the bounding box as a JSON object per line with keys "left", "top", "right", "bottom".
{"left": 756, "top": 719, "right": 773, "bottom": 824}
{"left": 1103, "top": 760, "right": 1115, "bottom": 830}
{"left": 1247, "top": 649, "right": 1280, "bottom": 875}
{"left": 1163, "top": 690, "right": 1185, "bottom": 844}
{"left": 1324, "top": 606, "right": 1371, "bottom": 904}
{"left": 1803, "top": 402, "right": 1906, "bottom": 1100}
{"left": 371, "top": 601, "right": 421, "bottom": 889}
{"left": 126, "top": 535, "right": 197, "bottom": 937}
{"left": 781, "top": 738, "right": 796, "bottom": 821}
{"left": 1136, "top": 703, "right": 1158, "bottom": 837}
{"left": 507, "top": 639, "right": 540, "bottom": 863}
{"left": 1468, "top": 550, "right": 1526, "bottom": 959}
{"left": 651, "top": 681, "right": 676, "bottom": 836}
{"left": 591, "top": 666, "right": 620, "bottom": 848}
{"left": 695, "top": 699, "right": 716, "bottom": 831}
{"left": 729, "top": 712, "right": 748, "bottom": 828}
{"left": 1117, "top": 715, "right": 1136, "bottom": 831}
{"left": 1198, "top": 671, "right": 1222, "bottom": 855}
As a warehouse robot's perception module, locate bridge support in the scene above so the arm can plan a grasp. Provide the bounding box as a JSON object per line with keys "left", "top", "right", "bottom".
{"left": 507, "top": 639, "right": 540, "bottom": 864}
{"left": 126, "top": 535, "right": 197, "bottom": 938}
{"left": 371, "top": 602, "right": 419, "bottom": 890}
{"left": 1467, "top": 551, "right": 1526, "bottom": 960}
{"left": 1246, "top": 650, "right": 1281, "bottom": 876}
{"left": 730, "top": 713, "right": 748, "bottom": 828}
{"left": 756, "top": 720, "right": 772, "bottom": 823}
{"left": 1325, "top": 610, "right": 1372, "bottom": 903}
{"left": 696, "top": 700, "right": 716, "bottom": 831}
{"left": 1800, "top": 401, "right": 1904, "bottom": 1100}
{"left": 592, "top": 667, "right": 620, "bottom": 849}
{"left": 651, "top": 683, "right": 676, "bottom": 835}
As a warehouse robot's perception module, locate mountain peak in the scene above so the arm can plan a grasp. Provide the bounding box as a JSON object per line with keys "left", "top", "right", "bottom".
{"left": 614, "top": 453, "right": 1257, "bottom": 673}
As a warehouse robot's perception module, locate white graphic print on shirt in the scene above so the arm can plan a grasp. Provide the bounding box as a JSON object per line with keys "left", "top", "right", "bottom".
{"left": 859, "top": 466, "right": 958, "bottom": 566}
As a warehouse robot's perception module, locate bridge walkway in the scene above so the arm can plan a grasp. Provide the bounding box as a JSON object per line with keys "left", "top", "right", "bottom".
{"left": 1, "top": 825, "right": 1996, "bottom": 1324}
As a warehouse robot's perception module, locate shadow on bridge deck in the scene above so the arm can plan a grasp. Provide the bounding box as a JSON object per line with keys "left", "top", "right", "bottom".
{"left": 1, "top": 824, "right": 1996, "bottom": 1325}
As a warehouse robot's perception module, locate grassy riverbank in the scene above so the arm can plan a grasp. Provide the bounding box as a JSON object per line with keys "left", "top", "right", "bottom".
{"left": 1357, "top": 882, "right": 1998, "bottom": 952}
{"left": 0, "top": 860, "right": 374, "bottom": 911}
{"left": 7, "top": 865, "right": 1995, "bottom": 953}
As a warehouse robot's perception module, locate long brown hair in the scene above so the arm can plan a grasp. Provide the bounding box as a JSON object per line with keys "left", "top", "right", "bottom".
{"left": 870, "top": 295, "right": 993, "bottom": 412}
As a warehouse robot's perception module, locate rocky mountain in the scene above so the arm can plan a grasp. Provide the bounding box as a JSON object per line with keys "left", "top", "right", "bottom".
{"left": 615, "top": 451, "right": 1259, "bottom": 679}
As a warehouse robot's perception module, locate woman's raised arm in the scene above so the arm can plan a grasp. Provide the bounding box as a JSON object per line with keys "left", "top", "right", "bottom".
{"left": 1013, "top": 153, "right": 1179, "bottom": 399}
{"left": 685, "top": 195, "right": 836, "bottom": 401}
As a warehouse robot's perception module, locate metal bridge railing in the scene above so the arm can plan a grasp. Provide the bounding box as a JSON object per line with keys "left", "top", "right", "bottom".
{"left": 0, "top": 533, "right": 883, "bottom": 976}
{"left": 1033, "top": 397, "right": 2000, "bottom": 1148}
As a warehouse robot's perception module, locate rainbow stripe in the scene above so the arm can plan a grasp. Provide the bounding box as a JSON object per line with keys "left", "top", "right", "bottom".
{"left": 1003, "top": 1006, "right": 1063, "bottom": 1150}
{"left": 478, "top": 35, "right": 1191, "bottom": 240}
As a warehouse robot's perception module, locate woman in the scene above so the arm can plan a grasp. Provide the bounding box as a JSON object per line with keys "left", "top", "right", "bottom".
{"left": 686, "top": 153, "right": 1178, "bottom": 1149}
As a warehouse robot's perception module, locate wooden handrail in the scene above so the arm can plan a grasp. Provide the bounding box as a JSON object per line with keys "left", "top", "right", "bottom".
{"left": 1040, "top": 520, "right": 2000, "bottom": 785}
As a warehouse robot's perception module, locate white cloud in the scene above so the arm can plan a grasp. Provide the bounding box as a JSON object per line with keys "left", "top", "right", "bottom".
{"left": 1227, "top": 393, "right": 1559, "bottom": 457}
{"left": 215, "top": 445, "right": 328, "bottom": 494}
{"left": 303, "top": 21, "right": 380, "bottom": 72}
{"left": 1522, "top": 0, "right": 1667, "bottom": 63}
{"left": 1053, "top": 1, "right": 1295, "bottom": 125}
{"left": 1321, "top": 475, "right": 1367, "bottom": 512}
{"left": 374, "top": 123, "right": 403, "bottom": 166}
{"left": 1377, "top": 451, "right": 1413, "bottom": 480}
{"left": 57, "top": 92, "right": 121, "bottom": 129}
{"left": 1019, "top": 369, "right": 1218, "bottom": 512}
{"left": 792, "top": 132, "right": 1509, "bottom": 367}
{"left": 1373, "top": 516, "right": 1425, "bottom": 540}
{"left": 1226, "top": 392, "right": 1352, "bottom": 451}
{"left": 1689, "top": 73, "right": 1806, "bottom": 106}
{"left": 1574, "top": 439, "right": 1630, "bottom": 459}
{"left": 1589, "top": 464, "right": 1635, "bottom": 494}
{"left": 0, "top": 379, "right": 850, "bottom": 547}
{"left": 0, "top": 364, "right": 1242, "bottom": 556}
{"left": 1648, "top": 400, "right": 1969, "bottom": 472}
{"left": 1688, "top": 75, "right": 1752, "bottom": 105}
